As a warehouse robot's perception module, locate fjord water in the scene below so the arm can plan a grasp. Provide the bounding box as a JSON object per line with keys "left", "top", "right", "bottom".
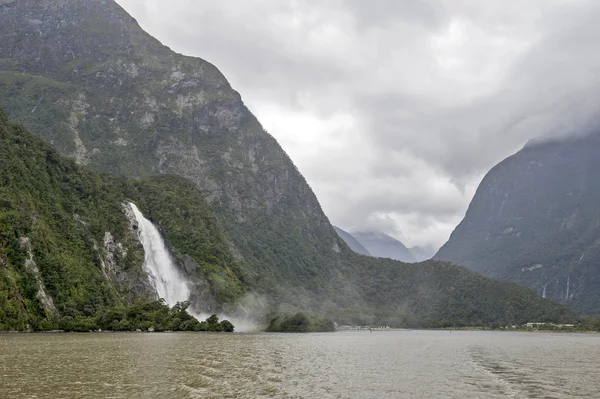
{"left": 1, "top": 331, "right": 598, "bottom": 398}
{"left": 129, "top": 203, "right": 190, "bottom": 306}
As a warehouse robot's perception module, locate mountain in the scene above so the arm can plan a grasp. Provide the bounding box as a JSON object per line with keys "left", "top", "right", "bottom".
{"left": 410, "top": 246, "right": 437, "bottom": 262}
{"left": 436, "top": 133, "right": 600, "bottom": 315}
{"left": 333, "top": 226, "right": 371, "bottom": 256}
{"left": 335, "top": 227, "right": 437, "bottom": 262}
{"left": 0, "top": 0, "right": 580, "bottom": 328}
{"left": 0, "top": 0, "right": 340, "bottom": 307}
{"left": 352, "top": 231, "right": 417, "bottom": 263}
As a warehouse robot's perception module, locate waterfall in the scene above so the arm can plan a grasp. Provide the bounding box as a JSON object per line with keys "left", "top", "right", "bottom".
{"left": 129, "top": 203, "right": 190, "bottom": 307}
{"left": 542, "top": 282, "right": 548, "bottom": 299}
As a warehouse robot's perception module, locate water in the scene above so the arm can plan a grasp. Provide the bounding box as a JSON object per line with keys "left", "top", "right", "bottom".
{"left": 129, "top": 203, "right": 190, "bottom": 306}
{"left": 1, "top": 330, "right": 599, "bottom": 398}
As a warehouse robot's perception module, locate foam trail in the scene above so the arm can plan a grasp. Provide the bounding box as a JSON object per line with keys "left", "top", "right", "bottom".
{"left": 129, "top": 203, "right": 190, "bottom": 306}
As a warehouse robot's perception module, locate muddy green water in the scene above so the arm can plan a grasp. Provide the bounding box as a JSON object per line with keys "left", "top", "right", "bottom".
{"left": 0, "top": 330, "right": 599, "bottom": 398}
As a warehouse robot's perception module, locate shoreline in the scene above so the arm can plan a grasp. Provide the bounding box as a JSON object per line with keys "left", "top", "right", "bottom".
{"left": 2, "top": 328, "right": 598, "bottom": 335}
{"left": 339, "top": 328, "right": 599, "bottom": 334}
{"left": 0, "top": 330, "right": 238, "bottom": 334}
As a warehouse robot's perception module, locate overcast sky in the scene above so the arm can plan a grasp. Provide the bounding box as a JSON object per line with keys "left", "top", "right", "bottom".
{"left": 116, "top": 0, "right": 600, "bottom": 249}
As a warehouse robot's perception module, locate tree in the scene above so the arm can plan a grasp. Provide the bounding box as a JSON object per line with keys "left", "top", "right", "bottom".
{"left": 220, "top": 320, "right": 234, "bottom": 332}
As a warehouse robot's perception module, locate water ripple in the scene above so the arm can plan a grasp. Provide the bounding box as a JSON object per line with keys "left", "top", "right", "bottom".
{"left": 0, "top": 331, "right": 598, "bottom": 398}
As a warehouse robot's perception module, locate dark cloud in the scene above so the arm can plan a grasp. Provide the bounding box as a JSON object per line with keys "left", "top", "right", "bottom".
{"left": 117, "top": 0, "right": 600, "bottom": 247}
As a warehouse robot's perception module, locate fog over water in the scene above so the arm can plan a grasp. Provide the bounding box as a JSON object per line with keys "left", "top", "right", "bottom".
{"left": 1, "top": 330, "right": 598, "bottom": 398}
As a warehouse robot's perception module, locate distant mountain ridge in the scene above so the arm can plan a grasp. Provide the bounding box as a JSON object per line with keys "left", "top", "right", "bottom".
{"left": 410, "top": 246, "right": 437, "bottom": 262}
{"left": 436, "top": 133, "right": 600, "bottom": 314}
{"left": 333, "top": 226, "right": 371, "bottom": 256}
{"left": 351, "top": 231, "right": 417, "bottom": 263}
{"left": 334, "top": 227, "right": 437, "bottom": 262}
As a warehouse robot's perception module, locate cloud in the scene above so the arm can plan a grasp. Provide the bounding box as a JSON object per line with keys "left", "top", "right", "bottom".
{"left": 116, "top": 0, "right": 600, "bottom": 248}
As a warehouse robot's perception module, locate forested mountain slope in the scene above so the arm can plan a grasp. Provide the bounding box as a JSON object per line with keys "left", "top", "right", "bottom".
{"left": 436, "top": 134, "right": 600, "bottom": 314}
{"left": 0, "top": 108, "right": 244, "bottom": 330}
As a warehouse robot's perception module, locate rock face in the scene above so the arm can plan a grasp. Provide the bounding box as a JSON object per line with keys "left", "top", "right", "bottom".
{"left": 436, "top": 134, "right": 600, "bottom": 314}
{"left": 0, "top": 0, "right": 581, "bottom": 327}
{"left": 19, "top": 237, "right": 56, "bottom": 318}
{"left": 333, "top": 227, "right": 371, "bottom": 256}
{"left": 352, "top": 232, "right": 417, "bottom": 263}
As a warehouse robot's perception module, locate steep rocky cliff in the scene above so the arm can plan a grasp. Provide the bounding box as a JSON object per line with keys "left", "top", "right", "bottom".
{"left": 436, "top": 134, "right": 600, "bottom": 314}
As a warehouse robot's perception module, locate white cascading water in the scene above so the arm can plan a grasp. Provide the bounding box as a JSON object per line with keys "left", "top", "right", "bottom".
{"left": 129, "top": 203, "right": 190, "bottom": 306}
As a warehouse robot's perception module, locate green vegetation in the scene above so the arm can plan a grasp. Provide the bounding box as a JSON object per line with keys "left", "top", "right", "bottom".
{"left": 578, "top": 316, "right": 600, "bottom": 332}
{"left": 0, "top": 108, "right": 243, "bottom": 331}
{"left": 20, "top": 299, "right": 234, "bottom": 332}
{"left": 331, "top": 256, "right": 578, "bottom": 329}
{"left": 69, "top": 301, "right": 234, "bottom": 332}
{"left": 266, "top": 312, "right": 335, "bottom": 333}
